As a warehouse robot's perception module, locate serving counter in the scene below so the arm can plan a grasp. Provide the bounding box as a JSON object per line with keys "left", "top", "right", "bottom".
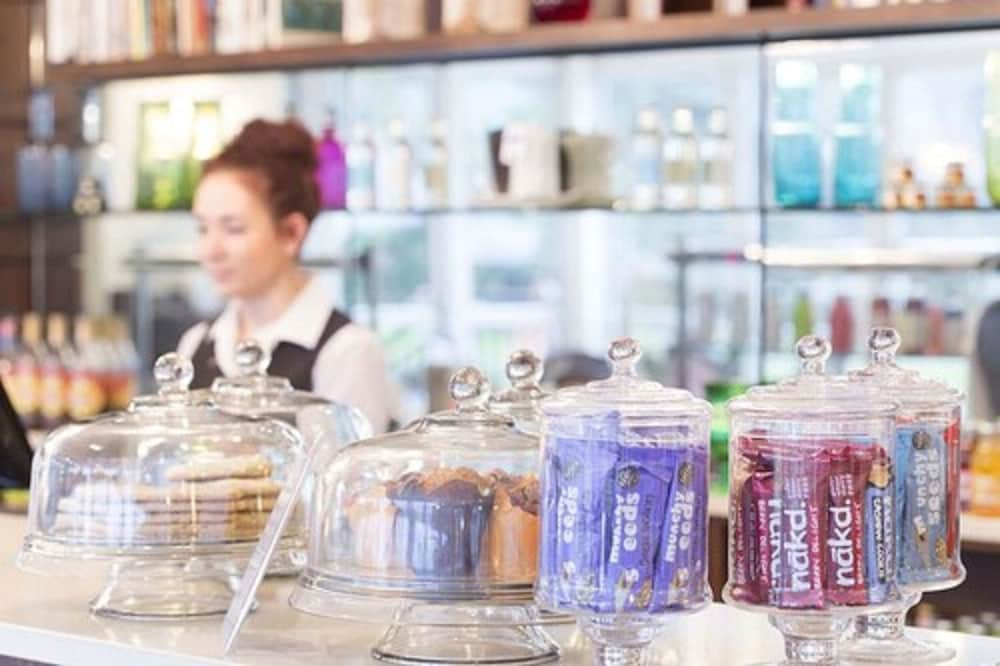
{"left": 0, "top": 514, "right": 996, "bottom": 665}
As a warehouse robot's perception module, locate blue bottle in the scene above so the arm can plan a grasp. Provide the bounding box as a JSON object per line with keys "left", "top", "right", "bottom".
{"left": 834, "top": 64, "right": 882, "bottom": 208}
{"left": 772, "top": 61, "right": 821, "bottom": 208}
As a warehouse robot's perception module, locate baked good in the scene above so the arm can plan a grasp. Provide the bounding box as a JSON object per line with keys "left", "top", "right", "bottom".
{"left": 482, "top": 471, "right": 539, "bottom": 580}
{"left": 165, "top": 454, "right": 272, "bottom": 482}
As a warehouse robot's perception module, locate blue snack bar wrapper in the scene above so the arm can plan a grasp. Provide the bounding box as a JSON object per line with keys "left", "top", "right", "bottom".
{"left": 895, "top": 424, "right": 952, "bottom": 586}
{"left": 864, "top": 456, "right": 895, "bottom": 605}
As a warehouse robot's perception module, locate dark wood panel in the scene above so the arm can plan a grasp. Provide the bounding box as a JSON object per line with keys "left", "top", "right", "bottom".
{"left": 46, "top": 0, "right": 1000, "bottom": 85}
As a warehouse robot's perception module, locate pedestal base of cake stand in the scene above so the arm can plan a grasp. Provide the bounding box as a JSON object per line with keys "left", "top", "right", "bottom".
{"left": 841, "top": 595, "right": 955, "bottom": 665}
{"left": 89, "top": 559, "right": 244, "bottom": 621}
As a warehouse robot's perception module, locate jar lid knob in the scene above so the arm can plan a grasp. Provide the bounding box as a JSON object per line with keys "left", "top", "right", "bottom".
{"left": 450, "top": 366, "right": 491, "bottom": 412}
{"left": 506, "top": 349, "right": 543, "bottom": 390}
{"left": 796, "top": 335, "right": 831, "bottom": 375}
{"left": 868, "top": 327, "right": 901, "bottom": 365}
{"left": 154, "top": 352, "right": 194, "bottom": 395}
{"left": 235, "top": 339, "right": 271, "bottom": 377}
{"left": 608, "top": 337, "right": 641, "bottom": 377}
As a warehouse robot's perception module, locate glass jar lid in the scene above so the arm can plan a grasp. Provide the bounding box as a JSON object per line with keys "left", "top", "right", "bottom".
{"left": 489, "top": 350, "right": 548, "bottom": 427}
{"left": 848, "top": 327, "right": 964, "bottom": 410}
{"left": 541, "top": 337, "right": 709, "bottom": 419}
{"left": 732, "top": 336, "right": 898, "bottom": 418}
{"left": 208, "top": 339, "right": 324, "bottom": 410}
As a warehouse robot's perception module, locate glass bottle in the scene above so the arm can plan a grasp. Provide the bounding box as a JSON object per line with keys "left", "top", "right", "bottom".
{"left": 628, "top": 0, "right": 663, "bottom": 21}
{"left": 971, "top": 425, "right": 1000, "bottom": 516}
{"left": 629, "top": 106, "right": 663, "bottom": 211}
{"left": 792, "top": 291, "right": 814, "bottom": 341}
{"left": 377, "top": 119, "right": 412, "bottom": 211}
{"left": 12, "top": 314, "right": 43, "bottom": 430}
{"left": 985, "top": 52, "right": 1000, "bottom": 206}
{"left": 106, "top": 317, "right": 140, "bottom": 411}
{"left": 531, "top": 0, "right": 591, "bottom": 22}
{"left": 74, "top": 88, "right": 113, "bottom": 217}
{"left": 377, "top": 0, "right": 426, "bottom": 40}
{"left": 17, "top": 91, "right": 55, "bottom": 214}
{"left": 698, "top": 106, "right": 733, "bottom": 210}
{"left": 829, "top": 295, "right": 855, "bottom": 355}
{"left": 422, "top": 119, "right": 449, "bottom": 210}
{"left": 39, "top": 314, "right": 73, "bottom": 431}
{"left": 343, "top": 0, "right": 376, "bottom": 43}
{"left": 0, "top": 316, "right": 19, "bottom": 410}
{"left": 772, "top": 60, "right": 821, "bottom": 208}
{"left": 347, "top": 124, "right": 376, "bottom": 212}
{"left": 662, "top": 106, "right": 698, "bottom": 210}
{"left": 834, "top": 64, "right": 882, "bottom": 208}
{"left": 67, "top": 316, "right": 109, "bottom": 422}
{"left": 316, "top": 111, "right": 347, "bottom": 210}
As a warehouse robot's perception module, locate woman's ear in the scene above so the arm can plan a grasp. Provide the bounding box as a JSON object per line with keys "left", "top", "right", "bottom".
{"left": 277, "top": 212, "right": 310, "bottom": 257}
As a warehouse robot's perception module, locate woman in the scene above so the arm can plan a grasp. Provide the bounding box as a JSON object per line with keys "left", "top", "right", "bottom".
{"left": 178, "top": 118, "right": 393, "bottom": 434}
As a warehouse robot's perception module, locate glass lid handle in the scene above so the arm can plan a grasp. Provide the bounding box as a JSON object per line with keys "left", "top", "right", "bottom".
{"left": 235, "top": 339, "right": 271, "bottom": 377}
{"left": 154, "top": 352, "right": 194, "bottom": 396}
{"left": 796, "top": 335, "right": 831, "bottom": 376}
{"left": 450, "top": 366, "right": 491, "bottom": 412}
{"left": 608, "top": 337, "right": 641, "bottom": 378}
{"left": 868, "top": 327, "right": 901, "bottom": 366}
{"left": 506, "top": 349, "right": 543, "bottom": 390}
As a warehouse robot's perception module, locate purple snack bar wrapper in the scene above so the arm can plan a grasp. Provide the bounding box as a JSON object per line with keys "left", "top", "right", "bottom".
{"left": 653, "top": 446, "right": 709, "bottom": 610}
{"left": 538, "top": 415, "right": 619, "bottom": 612}
{"left": 599, "top": 445, "right": 675, "bottom": 614}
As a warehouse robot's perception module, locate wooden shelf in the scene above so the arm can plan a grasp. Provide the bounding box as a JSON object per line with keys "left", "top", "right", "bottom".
{"left": 45, "top": 0, "right": 1000, "bottom": 85}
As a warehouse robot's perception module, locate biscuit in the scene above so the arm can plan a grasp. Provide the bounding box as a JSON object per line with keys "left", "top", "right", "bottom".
{"left": 53, "top": 511, "right": 273, "bottom": 544}
{"left": 165, "top": 454, "right": 272, "bottom": 482}
{"left": 58, "top": 495, "right": 278, "bottom": 517}
{"left": 66, "top": 478, "right": 282, "bottom": 506}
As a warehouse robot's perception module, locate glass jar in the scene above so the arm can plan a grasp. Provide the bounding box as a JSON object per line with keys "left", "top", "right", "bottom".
{"left": 17, "top": 353, "right": 306, "bottom": 619}
{"left": 289, "top": 366, "right": 559, "bottom": 665}
{"left": 537, "top": 337, "right": 712, "bottom": 665}
{"left": 725, "top": 336, "right": 900, "bottom": 664}
{"left": 841, "top": 328, "right": 965, "bottom": 665}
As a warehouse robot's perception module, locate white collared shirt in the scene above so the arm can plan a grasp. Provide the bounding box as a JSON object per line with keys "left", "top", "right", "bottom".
{"left": 177, "top": 277, "right": 394, "bottom": 434}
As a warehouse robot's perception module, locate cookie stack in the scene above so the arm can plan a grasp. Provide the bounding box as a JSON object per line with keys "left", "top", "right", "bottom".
{"left": 54, "top": 454, "right": 282, "bottom": 546}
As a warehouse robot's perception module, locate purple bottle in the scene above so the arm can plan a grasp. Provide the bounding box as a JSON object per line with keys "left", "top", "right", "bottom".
{"left": 316, "top": 112, "right": 347, "bottom": 210}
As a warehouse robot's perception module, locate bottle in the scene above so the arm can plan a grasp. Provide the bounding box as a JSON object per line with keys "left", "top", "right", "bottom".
{"left": 0, "top": 316, "right": 19, "bottom": 407}
{"left": 970, "top": 425, "right": 1000, "bottom": 512}
{"left": 900, "top": 298, "right": 927, "bottom": 354}
{"left": 38, "top": 313, "right": 73, "bottom": 430}
{"left": 422, "top": 120, "right": 449, "bottom": 210}
{"left": 106, "top": 317, "right": 140, "bottom": 411}
{"left": 662, "top": 106, "right": 698, "bottom": 210}
{"left": 74, "top": 88, "right": 113, "bottom": 217}
{"left": 829, "top": 296, "right": 854, "bottom": 354}
{"left": 316, "top": 111, "right": 347, "bottom": 210}
{"left": 792, "top": 292, "right": 814, "bottom": 341}
{"left": 871, "top": 296, "right": 892, "bottom": 330}
{"left": 17, "top": 91, "right": 56, "bottom": 214}
{"left": 985, "top": 52, "right": 1000, "bottom": 206}
{"left": 11, "top": 314, "right": 43, "bottom": 430}
{"left": 629, "top": 107, "right": 663, "bottom": 211}
{"left": 772, "top": 60, "right": 821, "bottom": 208}
{"left": 377, "top": 0, "right": 426, "bottom": 40}
{"left": 531, "top": 0, "right": 591, "bottom": 22}
{"left": 698, "top": 107, "right": 734, "bottom": 210}
{"left": 347, "top": 124, "right": 376, "bottom": 212}
{"left": 834, "top": 64, "right": 882, "bottom": 208}
{"left": 377, "top": 119, "right": 412, "bottom": 211}
{"left": 343, "top": 0, "right": 377, "bottom": 43}
{"left": 442, "top": 0, "right": 478, "bottom": 34}
{"left": 67, "top": 316, "right": 108, "bottom": 421}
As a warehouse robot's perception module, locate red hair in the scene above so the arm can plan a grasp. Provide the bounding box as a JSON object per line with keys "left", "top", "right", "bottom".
{"left": 202, "top": 118, "right": 319, "bottom": 222}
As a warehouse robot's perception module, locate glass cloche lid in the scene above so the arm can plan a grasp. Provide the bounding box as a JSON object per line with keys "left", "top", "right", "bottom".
{"left": 290, "top": 365, "right": 544, "bottom": 615}
{"left": 207, "top": 339, "right": 372, "bottom": 439}
{"left": 19, "top": 352, "right": 306, "bottom": 564}
{"left": 489, "top": 349, "right": 548, "bottom": 435}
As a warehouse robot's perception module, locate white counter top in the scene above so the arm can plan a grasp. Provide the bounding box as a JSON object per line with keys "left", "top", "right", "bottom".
{"left": 0, "top": 515, "right": 997, "bottom": 666}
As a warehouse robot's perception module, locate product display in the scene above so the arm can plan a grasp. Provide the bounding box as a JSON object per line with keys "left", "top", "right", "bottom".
{"left": 842, "top": 328, "right": 965, "bottom": 664}
{"left": 537, "top": 337, "right": 711, "bottom": 665}
{"left": 698, "top": 107, "right": 734, "bottom": 210}
{"left": 630, "top": 107, "right": 663, "bottom": 211}
{"left": 316, "top": 112, "right": 347, "bottom": 210}
{"left": 726, "top": 336, "right": 900, "bottom": 663}
{"left": 17, "top": 352, "right": 306, "bottom": 619}
{"left": 421, "top": 120, "right": 449, "bottom": 210}
{"left": 882, "top": 163, "right": 927, "bottom": 210}
{"left": 772, "top": 60, "right": 821, "bottom": 208}
{"left": 934, "top": 162, "right": 977, "bottom": 209}
{"left": 662, "top": 107, "right": 699, "bottom": 210}
{"left": 288, "top": 365, "right": 559, "bottom": 665}
{"left": 834, "top": 64, "right": 881, "bottom": 208}
{"left": 377, "top": 119, "right": 412, "bottom": 211}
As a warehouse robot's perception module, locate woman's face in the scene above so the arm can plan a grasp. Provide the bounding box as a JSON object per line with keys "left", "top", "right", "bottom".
{"left": 193, "top": 170, "right": 304, "bottom": 299}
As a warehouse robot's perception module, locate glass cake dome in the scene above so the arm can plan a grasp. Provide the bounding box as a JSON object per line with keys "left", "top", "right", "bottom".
{"left": 289, "top": 365, "right": 560, "bottom": 665}
{"left": 489, "top": 349, "right": 548, "bottom": 436}
{"left": 17, "top": 353, "right": 306, "bottom": 620}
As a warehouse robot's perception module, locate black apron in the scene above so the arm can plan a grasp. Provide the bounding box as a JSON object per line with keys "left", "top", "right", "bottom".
{"left": 189, "top": 309, "right": 352, "bottom": 391}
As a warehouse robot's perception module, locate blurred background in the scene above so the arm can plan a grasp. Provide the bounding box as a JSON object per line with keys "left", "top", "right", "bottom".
{"left": 0, "top": 0, "right": 998, "bottom": 633}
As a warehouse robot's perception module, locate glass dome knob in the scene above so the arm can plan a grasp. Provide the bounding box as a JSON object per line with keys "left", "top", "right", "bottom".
{"left": 450, "top": 366, "right": 491, "bottom": 412}
{"left": 506, "top": 350, "right": 543, "bottom": 390}
{"left": 868, "top": 327, "right": 901, "bottom": 365}
{"left": 796, "top": 335, "right": 831, "bottom": 375}
{"left": 235, "top": 339, "right": 271, "bottom": 377}
{"left": 608, "top": 337, "right": 641, "bottom": 377}
{"left": 154, "top": 352, "right": 194, "bottom": 394}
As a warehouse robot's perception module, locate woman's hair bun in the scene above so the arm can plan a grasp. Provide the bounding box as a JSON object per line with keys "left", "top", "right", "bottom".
{"left": 203, "top": 118, "right": 320, "bottom": 222}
